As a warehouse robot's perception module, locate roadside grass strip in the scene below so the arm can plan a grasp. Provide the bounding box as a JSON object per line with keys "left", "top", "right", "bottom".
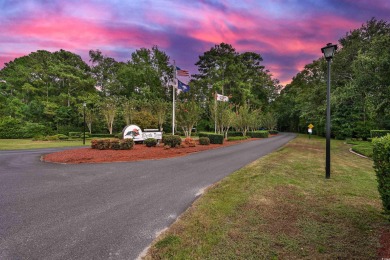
{"left": 146, "top": 135, "right": 389, "bottom": 259}
{"left": 0, "top": 139, "right": 88, "bottom": 150}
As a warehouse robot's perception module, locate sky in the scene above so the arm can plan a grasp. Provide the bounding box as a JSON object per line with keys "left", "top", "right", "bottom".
{"left": 0, "top": 0, "right": 389, "bottom": 86}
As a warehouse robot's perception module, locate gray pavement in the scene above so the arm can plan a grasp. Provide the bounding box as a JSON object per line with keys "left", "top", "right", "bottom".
{"left": 0, "top": 133, "right": 296, "bottom": 260}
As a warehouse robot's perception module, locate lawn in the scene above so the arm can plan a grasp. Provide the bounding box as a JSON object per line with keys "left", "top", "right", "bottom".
{"left": 145, "top": 134, "right": 389, "bottom": 259}
{"left": 346, "top": 139, "right": 374, "bottom": 158}
{"left": 0, "top": 139, "right": 89, "bottom": 150}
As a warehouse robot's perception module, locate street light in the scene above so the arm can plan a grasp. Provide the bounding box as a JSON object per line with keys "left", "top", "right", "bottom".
{"left": 321, "top": 43, "right": 338, "bottom": 179}
{"left": 83, "top": 102, "right": 86, "bottom": 145}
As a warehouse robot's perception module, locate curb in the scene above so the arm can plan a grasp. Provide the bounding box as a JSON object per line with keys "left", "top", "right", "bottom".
{"left": 349, "top": 148, "right": 369, "bottom": 159}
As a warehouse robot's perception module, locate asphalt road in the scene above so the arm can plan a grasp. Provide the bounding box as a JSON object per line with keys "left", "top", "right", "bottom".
{"left": 0, "top": 133, "right": 296, "bottom": 260}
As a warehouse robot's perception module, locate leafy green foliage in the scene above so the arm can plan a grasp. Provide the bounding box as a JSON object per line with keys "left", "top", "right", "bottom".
{"left": 247, "top": 131, "right": 269, "bottom": 138}
{"left": 372, "top": 135, "right": 390, "bottom": 219}
{"left": 227, "top": 136, "right": 250, "bottom": 141}
{"left": 198, "top": 132, "right": 224, "bottom": 144}
{"left": 144, "top": 138, "right": 158, "bottom": 147}
{"left": 163, "top": 135, "right": 182, "bottom": 147}
{"left": 274, "top": 19, "right": 390, "bottom": 137}
{"left": 371, "top": 130, "right": 390, "bottom": 138}
{"left": 120, "top": 139, "right": 134, "bottom": 150}
{"left": 198, "top": 137, "right": 210, "bottom": 145}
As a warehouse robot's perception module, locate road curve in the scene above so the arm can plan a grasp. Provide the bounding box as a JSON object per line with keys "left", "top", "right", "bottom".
{"left": 0, "top": 133, "right": 296, "bottom": 260}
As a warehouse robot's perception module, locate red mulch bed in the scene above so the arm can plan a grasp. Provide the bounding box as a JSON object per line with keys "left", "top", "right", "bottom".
{"left": 42, "top": 139, "right": 253, "bottom": 164}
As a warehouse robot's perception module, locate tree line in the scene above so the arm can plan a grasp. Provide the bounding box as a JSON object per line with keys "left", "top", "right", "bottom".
{"left": 0, "top": 44, "right": 280, "bottom": 138}
{"left": 274, "top": 18, "right": 390, "bottom": 139}
{"left": 1, "top": 18, "right": 388, "bottom": 139}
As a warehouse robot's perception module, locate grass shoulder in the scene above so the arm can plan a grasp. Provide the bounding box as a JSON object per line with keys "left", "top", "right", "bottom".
{"left": 145, "top": 135, "right": 388, "bottom": 259}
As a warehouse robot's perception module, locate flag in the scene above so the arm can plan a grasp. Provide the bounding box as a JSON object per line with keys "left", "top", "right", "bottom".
{"left": 177, "top": 80, "right": 190, "bottom": 93}
{"left": 216, "top": 93, "right": 229, "bottom": 102}
{"left": 176, "top": 66, "right": 190, "bottom": 77}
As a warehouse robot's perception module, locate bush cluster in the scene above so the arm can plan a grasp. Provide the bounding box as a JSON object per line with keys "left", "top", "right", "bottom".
{"left": 163, "top": 135, "right": 182, "bottom": 147}
{"left": 247, "top": 131, "right": 269, "bottom": 138}
{"left": 69, "top": 132, "right": 90, "bottom": 139}
{"left": 268, "top": 130, "right": 279, "bottom": 135}
{"left": 371, "top": 130, "right": 390, "bottom": 138}
{"left": 373, "top": 134, "right": 390, "bottom": 220}
{"left": 91, "top": 138, "right": 134, "bottom": 150}
{"left": 227, "top": 131, "right": 243, "bottom": 137}
{"left": 227, "top": 136, "right": 250, "bottom": 141}
{"left": 184, "top": 137, "right": 196, "bottom": 147}
{"left": 145, "top": 138, "right": 158, "bottom": 147}
{"left": 0, "top": 118, "right": 50, "bottom": 138}
{"left": 198, "top": 137, "right": 210, "bottom": 145}
{"left": 90, "top": 134, "right": 116, "bottom": 138}
{"left": 198, "top": 132, "right": 224, "bottom": 144}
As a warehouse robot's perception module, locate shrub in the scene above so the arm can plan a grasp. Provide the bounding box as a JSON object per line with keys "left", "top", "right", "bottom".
{"left": 269, "top": 130, "right": 279, "bottom": 135}
{"left": 227, "top": 131, "right": 243, "bottom": 137}
{"left": 120, "top": 139, "right": 134, "bottom": 150}
{"left": 145, "top": 138, "right": 158, "bottom": 147}
{"left": 247, "top": 131, "right": 269, "bottom": 138}
{"left": 373, "top": 134, "right": 390, "bottom": 220}
{"left": 198, "top": 132, "right": 224, "bottom": 144}
{"left": 96, "top": 139, "right": 110, "bottom": 150}
{"left": 163, "top": 135, "right": 182, "bottom": 147}
{"left": 90, "top": 134, "right": 116, "bottom": 138}
{"left": 199, "top": 137, "right": 210, "bottom": 145}
{"left": 110, "top": 139, "right": 121, "bottom": 150}
{"left": 227, "top": 136, "right": 250, "bottom": 141}
{"left": 0, "top": 117, "right": 23, "bottom": 138}
{"left": 69, "top": 132, "right": 82, "bottom": 138}
{"left": 46, "top": 135, "right": 60, "bottom": 141}
{"left": 184, "top": 137, "right": 196, "bottom": 147}
{"left": 91, "top": 139, "right": 98, "bottom": 149}
{"left": 371, "top": 130, "right": 390, "bottom": 138}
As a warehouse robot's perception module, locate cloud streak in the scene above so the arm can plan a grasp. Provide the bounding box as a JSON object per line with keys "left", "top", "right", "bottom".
{"left": 0, "top": 0, "right": 388, "bottom": 85}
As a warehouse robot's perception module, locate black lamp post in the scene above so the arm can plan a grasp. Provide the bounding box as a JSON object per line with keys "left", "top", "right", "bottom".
{"left": 321, "top": 43, "right": 338, "bottom": 179}
{"left": 83, "top": 102, "right": 86, "bottom": 145}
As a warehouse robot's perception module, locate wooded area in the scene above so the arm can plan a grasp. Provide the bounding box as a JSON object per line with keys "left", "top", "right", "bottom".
{"left": 0, "top": 18, "right": 389, "bottom": 139}
{"left": 275, "top": 18, "right": 390, "bottom": 139}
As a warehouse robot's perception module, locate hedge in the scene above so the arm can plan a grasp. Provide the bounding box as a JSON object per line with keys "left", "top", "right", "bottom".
{"left": 227, "top": 136, "right": 250, "bottom": 141}
{"left": 91, "top": 138, "right": 134, "bottom": 150}
{"left": 227, "top": 131, "right": 243, "bottom": 137}
{"left": 247, "top": 131, "right": 269, "bottom": 138}
{"left": 90, "top": 134, "right": 116, "bottom": 138}
{"left": 371, "top": 130, "right": 390, "bottom": 138}
{"left": 198, "top": 132, "right": 224, "bottom": 144}
{"left": 162, "top": 135, "right": 182, "bottom": 147}
{"left": 373, "top": 134, "right": 390, "bottom": 220}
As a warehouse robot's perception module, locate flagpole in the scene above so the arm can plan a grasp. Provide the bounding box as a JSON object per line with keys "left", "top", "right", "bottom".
{"left": 214, "top": 91, "right": 217, "bottom": 134}
{"left": 172, "top": 61, "right": 176, "bottom": 135}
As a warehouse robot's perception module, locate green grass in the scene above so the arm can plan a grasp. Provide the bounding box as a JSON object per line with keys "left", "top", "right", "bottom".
{"left": 347, "top": 140, "right": 374, "bottom": 158}
{"left": 146, "top": 134, "right": 389, "bottom": 259}
{"left": 0, "top": 139, "right": 90, "bottom": 150}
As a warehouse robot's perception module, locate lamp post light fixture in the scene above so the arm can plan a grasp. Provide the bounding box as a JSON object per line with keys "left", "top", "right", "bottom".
{"left": 83, "top": 102, "right": 86, "bottom": 145}
{"left": 321, "top": 43, "right": 338, "bottom": 179}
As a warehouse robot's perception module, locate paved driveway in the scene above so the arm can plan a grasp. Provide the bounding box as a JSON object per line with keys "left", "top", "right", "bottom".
{"left": 0, "top": 133, "right": 296, "bottom": 260}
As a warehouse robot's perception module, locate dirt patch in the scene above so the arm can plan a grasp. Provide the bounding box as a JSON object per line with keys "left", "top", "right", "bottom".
{"left": 379, "top": 228, "right": 390, "bottom": 258}
{"left": 42, "top": 139, "right": 258, "bottom": 164}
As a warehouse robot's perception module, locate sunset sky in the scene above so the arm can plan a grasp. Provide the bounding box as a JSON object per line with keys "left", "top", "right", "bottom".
{"left": 1, "top": 0, "right": 389, "bottom": 85}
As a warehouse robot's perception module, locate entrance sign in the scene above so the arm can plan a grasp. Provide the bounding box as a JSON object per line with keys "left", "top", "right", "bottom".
{"left": 122, "top": 125, "right": 162, "bottom": 142}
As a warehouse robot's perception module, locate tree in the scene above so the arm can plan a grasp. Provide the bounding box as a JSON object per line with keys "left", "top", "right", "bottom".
{"left": 99, "top": 96, "right": 119, "bottom": 134}
{"left": 234, "top": 103, "right": 253, "bottom": 136}
{"left": 151, "top": 99, "right": 170, "bottom": 131}
{"left": 176, "top": 101, "right": 202, "bottom": 137}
